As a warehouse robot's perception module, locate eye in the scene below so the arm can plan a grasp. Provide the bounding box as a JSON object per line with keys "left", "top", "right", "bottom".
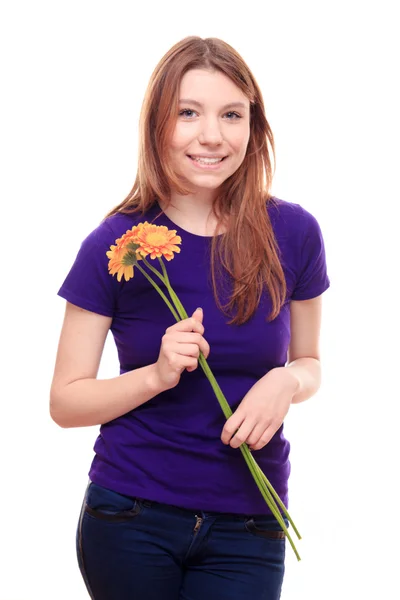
{"left": 224, "top": 112, "right": 242, "bottom": 120}
{"left": 179, "top": 109, "right": 242, "bottom": 120}
{"left": 179, "top": 109, "right": 197, "bottom": 119}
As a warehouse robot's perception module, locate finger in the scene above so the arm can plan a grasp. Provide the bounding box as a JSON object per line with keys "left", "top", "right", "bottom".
{"left": 191, "top": 307, "right": 203, "bottom": 324}
{"left": 249, "top": 425, "right": 276, "bottom": 451}
{"left": 170, "top": 333, "right": 210, "bottom": 358}
{"left": 169, "top": 354, "right": 198, "bottom": 373}
{"left": 221, "top": 412, "right": 245, "bottom": 445}
{"left": 199, "top": 338, "right": 210, "bottom": 358}
{"left": 170, "top": 343, "right": 201, "bottom": 358}
{"left": 187, "top": 333, "right": 210, "bottom": 359}
{"left": 229, "top": 420, "right": 257, "bottom": 449}
{"left": 186, "top": 361, "right": 198, "bottom": 372}
{"left": 166, "top": 317, "right": 204, "bottom": 335}
{"left": 246, "top": 422, "right": 269, "bottom": 447}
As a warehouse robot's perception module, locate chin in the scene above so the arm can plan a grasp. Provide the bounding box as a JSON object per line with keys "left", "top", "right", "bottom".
{"left": 188, "top": 179, "right": 225, "bottom": 192}
{"left": 172, "top": 163, "right": 232, "bottom": 191}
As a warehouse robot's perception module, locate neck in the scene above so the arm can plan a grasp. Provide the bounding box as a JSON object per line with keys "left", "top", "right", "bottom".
{"left": 159, "top": 189, "right": 226, "bottom": 237}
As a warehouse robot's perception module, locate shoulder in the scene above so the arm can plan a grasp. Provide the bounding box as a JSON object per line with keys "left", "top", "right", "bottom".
{"left": 86, "top": 208, "right": 155, "bottom": 249}
{"left": 267, "top": 196, "right": 318, "bottom": 230}
{"left": 266, "top": 196, "right": 325, "bottom": 249}
{"left": 268, "top": 196, "right": 330, "bottom": 300}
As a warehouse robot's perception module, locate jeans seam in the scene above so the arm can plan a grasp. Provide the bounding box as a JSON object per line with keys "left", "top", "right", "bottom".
{"left": 84, "top": 501, "right": 141, "bottom": 522}
{"left": 77, "top": 482, "right": 96, "bottom": 600}
{"left": 244, "top": 518, "right": 287, "bottom": 540}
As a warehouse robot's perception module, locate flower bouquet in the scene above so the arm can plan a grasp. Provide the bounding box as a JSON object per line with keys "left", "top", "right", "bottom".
{"left": 106, "top": 221, "right": 302, "bottom": 560}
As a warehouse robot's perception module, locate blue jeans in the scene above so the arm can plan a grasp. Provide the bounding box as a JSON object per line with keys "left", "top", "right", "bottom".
{"left": 76, "top": 481, "right": 287, "bottom": 600}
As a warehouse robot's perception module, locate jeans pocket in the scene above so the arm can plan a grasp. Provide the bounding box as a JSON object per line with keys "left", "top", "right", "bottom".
{"left": 244, "top": 515, "right": 289, "bottom": 540}
{"left": 84, "top": 482, "right": 142, "bottom": 523}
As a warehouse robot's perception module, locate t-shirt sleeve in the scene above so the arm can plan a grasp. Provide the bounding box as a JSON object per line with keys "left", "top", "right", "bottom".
{"left": 57, "top": 219, "right": 120, "bottom": 317}
{"left": 291, "top": 208, "right": 331, "bottom": 301}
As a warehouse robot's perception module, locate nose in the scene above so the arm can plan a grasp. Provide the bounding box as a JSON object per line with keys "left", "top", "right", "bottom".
{"left": 198, "top": 117, "right": 223, "bottom": 145}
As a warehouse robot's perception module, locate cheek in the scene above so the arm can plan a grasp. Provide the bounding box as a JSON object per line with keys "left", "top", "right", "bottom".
{"left": 230, "top": 126, "right": 250, "bottom": 153}
{"left": 170, "top": 124, "right": 193, "bottom": 151}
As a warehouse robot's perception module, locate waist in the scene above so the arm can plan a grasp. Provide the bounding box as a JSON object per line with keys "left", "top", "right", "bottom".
{"left": 89, "top": 419, "right": 291, "bottom": 515}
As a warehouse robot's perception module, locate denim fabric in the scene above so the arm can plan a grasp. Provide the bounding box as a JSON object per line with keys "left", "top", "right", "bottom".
{"left": 76, "top": 481, "right": 287, "bottom": 600}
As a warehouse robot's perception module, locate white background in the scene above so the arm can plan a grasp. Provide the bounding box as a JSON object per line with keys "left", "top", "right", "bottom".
{"left": 1, "top": 1, "right": 399, "bottom": 598}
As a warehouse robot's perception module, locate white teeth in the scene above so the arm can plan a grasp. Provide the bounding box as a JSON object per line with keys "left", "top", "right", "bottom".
{"left": 191, "top": 156, "right": 223, "bottom": 164}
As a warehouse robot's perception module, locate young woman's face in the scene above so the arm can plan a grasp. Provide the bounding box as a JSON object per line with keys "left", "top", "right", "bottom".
{"left": 169, "top": 69, "right": 251, "bottom": 193}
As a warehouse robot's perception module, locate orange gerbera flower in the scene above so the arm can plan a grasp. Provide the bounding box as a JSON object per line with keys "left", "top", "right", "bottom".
{"left": 133, "top": 222, "right": 182, "bottom": 261}
{"left": 106, "top": 229, "right": 142, "bottom": 282}
{"left": 106, "top": 222, "right": 181, "bottom": 282}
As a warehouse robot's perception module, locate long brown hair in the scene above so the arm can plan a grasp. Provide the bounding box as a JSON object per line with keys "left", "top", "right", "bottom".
{"left": 106, "top": 36, "right": 287, "bottom": 325}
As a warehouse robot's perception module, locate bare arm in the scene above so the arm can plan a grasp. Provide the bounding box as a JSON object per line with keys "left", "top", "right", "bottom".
{"left": 49, "top": 302, "right": 166, "bottom": 428}
{"left": 286, "top": 295, "right": 324, "bottom": 404}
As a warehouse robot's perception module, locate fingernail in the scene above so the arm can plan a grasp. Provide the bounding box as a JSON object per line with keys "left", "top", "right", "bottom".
{"left": 196, "top": 307, "right": 203, "bottom": 311}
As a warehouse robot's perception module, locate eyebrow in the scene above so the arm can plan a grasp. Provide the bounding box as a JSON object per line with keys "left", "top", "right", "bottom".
{"left": 179, "top": 99, "right": 248, "bottom": 111}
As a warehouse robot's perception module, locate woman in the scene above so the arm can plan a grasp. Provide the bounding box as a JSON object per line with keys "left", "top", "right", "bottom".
{"left": 50, "top": 36, "right": 330, "bottom": 600}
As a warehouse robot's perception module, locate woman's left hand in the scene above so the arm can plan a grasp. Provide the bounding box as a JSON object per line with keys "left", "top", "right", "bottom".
{"left": 221, "top": 367, "right": 299, "bottom": 451}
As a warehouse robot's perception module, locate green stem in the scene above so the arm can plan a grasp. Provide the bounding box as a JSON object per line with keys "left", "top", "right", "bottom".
{"left": 252, "top": 458, "right": 301, "bottom": 540}
{"left": 198, "top": 354, "right": 233, "bottom": 420}
{"left": 198, "top": 352, "right": 297, "bottom": 538}
{"left": 240, "top": 444, "right": 301, "bottom": 561}
{"left": 142, "top": 256, "right": 168, "bottom": 286}
{"left": 135, "top": 263, "right": 180, "bottom": 321}
{"left": 199, "top": 351, "right": 300, "bottom": 538}
{"left": 157, "top": 256, "right": 170, "bottom": 283}
{"left": 140, "top": 257, "right": 301, "bottom": 559}
{"left": 157, "top": 258, "right": 187, "bottom": 318}
{"left": 157, "top": 259, "right": 301, "bottom": 537}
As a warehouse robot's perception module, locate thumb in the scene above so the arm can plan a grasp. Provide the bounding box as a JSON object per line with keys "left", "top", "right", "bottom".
{"left": 192, "top": 307, "right": 203, "bottom": 323}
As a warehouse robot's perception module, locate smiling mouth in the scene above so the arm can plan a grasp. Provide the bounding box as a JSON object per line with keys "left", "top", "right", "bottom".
{"left": 187, "top": 155, "right": 227, "bottom": 164}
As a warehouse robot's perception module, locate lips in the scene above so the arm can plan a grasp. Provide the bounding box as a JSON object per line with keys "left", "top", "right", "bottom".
{"left": 187, "top": 154, "right": 227, "bottom": 166}
{"left": 186, "top": 155, "right": 227, "bottom": 170}
{"left": 187, "top": 155, "right": 227, "bottom": 161}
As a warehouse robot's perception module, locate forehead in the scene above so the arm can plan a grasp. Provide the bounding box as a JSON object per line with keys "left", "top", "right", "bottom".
{"left": 179, "top": 69, "right": 249, "bottom": 108}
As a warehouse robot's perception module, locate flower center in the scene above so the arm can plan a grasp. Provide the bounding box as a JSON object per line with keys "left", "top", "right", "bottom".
{"left": 145, "top": 232, "right": 168, "bottom": 246}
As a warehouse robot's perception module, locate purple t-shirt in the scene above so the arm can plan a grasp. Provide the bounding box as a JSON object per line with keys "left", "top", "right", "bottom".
{"left": 58, "top": 197, "right": 330, "bottom": 514}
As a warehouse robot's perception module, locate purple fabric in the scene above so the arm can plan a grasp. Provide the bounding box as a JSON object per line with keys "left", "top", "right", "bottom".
{"left": 58, "top": 197, "right": 330, "bottom": 514}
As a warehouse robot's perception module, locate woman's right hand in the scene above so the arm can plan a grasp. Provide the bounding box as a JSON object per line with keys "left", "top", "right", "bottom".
{"left": 154, "top": 308, "right": 210, "bottom": 390}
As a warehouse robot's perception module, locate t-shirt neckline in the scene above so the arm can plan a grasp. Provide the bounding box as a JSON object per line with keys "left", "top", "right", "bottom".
{"left": 154, "top": 202, "right": 225, "bottom": 240}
